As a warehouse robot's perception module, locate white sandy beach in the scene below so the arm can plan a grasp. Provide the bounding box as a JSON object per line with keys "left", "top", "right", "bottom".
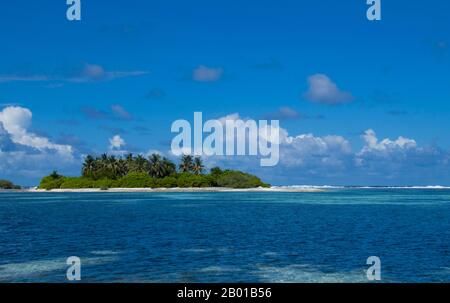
{"left": 21, "top": 187, "right": 324, "bottom": 193}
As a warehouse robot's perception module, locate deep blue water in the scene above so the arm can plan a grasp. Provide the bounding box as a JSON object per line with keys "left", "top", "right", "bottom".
{"left": 0, "top": 189, "right": 449, "bottom": 282}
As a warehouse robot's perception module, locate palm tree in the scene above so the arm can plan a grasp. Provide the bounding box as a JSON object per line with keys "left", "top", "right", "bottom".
{"left": 107, "top": 155, "right": 118, "bottom": 176}
{"left": 96, "top": 153, "right": 107, "bottom": 171}
{"left": 192, "top": 157, "right": 204, "bottom": 175}
{"left": 125, "top": 153, "right": 133, "bottom": 170}
{"left": 116, "top": 158, "right": 128, "bottom": 177}
{"left": 148, "top": 153, "right": 165, "bottom": 178}
{"left": 100, "top": 153, "right": 108, "bottom": 162}
{"left": 50, "top": 170, "right": 61, "bottom": 179}
{"left": 134, "top": 155, "right": 148, "bottom": 173}
{"left": 179, "top": 155, "right": 194, "bottom": 173}
{"left": 162, "top": 157, "right": 176, "bottom": 176}
{"left": 210, "top": 167, "right": 222, "bottom": 175}
{"left": 82, "top": 155, "right": 95, "bottom": 177}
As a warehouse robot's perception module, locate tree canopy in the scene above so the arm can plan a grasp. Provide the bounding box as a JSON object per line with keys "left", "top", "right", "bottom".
{"left": 39, "top": 154, "right": 269, "bottom": 190}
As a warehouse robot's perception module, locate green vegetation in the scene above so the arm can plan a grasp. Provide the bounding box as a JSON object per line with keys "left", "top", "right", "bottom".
{"left": 0, "top": 179, "right": 21, "bottom": 190}
{"left": 38, "top": 154, "right": 270, "bottom": 190}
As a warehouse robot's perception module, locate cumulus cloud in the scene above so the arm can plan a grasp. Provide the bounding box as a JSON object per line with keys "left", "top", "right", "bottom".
{"left": 277, "top": 128, "right": 449, "bottom": 184}
{"left": 215, "top": 113, "right": 346, "bottom": 157}
{"left": 109, "top": 135, "right": 126, "bottom": 150}
{"left": 172, "top": 112, "right": 449, "bottom": 185}
{"left": 303, "top": 74, "right": 354, "bottom": 105}
{"left": 0, "top": 106, "right": 78, "bottom": 185}
{"left": 356, "top": 129, "right": 419, "bottom": 168}
{"left": 170, "top": 112, "right": 284, "bottom": 158}
{"left": 192, "top": 65, "right": 223, "bottom": 82}
{"left": 0, "top": 122, "right": 18, "bottom": 152}
{"left": 217, "top": 112, "right": 288, "bottom": 145}
{"left": 0, "top": 150, "right": 78, "bottom": 183}
{"left": 350, "top": 129, "right": 450, "bottom": 184}
{"left": 359, "top": 129, "right": 416, "bottom": 153}
{"left": 0, "top": 106, "right": 72, "bottom": 155}
{"left": 280, "top": 133, "right": 352, "bottom": 170}
{"left": 178, "top": 113, "right": 354, "bottom": 180}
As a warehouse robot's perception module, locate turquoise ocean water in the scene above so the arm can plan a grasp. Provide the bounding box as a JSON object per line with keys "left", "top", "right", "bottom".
{"left": 0, "top": 189, "right": 449, "bottom": 282}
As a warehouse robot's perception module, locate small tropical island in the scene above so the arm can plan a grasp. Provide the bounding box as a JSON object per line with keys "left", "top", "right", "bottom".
{"left": 0, "top": 179, "right": 21, "bottom": 190}
{"left": 38, "top": 154, "right": 270, "bottom": 190}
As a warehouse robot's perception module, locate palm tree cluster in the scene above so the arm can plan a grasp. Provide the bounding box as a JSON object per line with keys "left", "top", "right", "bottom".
{"left": 82, "top": 153, "right": 205, "bottom": 179}
{"left": 178, "top": 155, "right": 205, "bottom": 174}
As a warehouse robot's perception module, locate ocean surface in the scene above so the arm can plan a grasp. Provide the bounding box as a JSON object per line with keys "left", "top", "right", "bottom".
{"left": 0, "top": 189, "right": 449, "bottom": 282}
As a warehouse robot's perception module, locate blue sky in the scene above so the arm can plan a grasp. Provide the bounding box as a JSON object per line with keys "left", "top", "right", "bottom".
{"left": 0, "top": 0, "right": 449, "bottom": 186}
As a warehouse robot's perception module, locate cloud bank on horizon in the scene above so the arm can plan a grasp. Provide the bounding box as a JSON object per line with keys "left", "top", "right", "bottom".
{"left": 1, "top": 106, "right": 449, "bottom": 186}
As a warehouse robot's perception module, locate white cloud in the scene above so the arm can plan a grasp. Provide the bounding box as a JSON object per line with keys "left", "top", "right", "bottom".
{"left": 109, "top": 134, "right": 126, "bottom": 150}
{"left": 347, "top": 129, "right": 450, "bottom": 185}
{"left": 360, "top": 129, "right": 417, "bottom": 153}
{"left": 217, "top": 112, "right": 287, "bottom": 146}
{"left": 0, "top": 106, "right": 78, "bottom": 185}
{"left": 180, "top": 113, "right": 449, "bottom": 185}
{"left": 1, "top": 106, "right": 448, "bottom": 186}
{"left": 280, "top": 133, "right": 352, "bottom": 169}
{"left": 0, "top": 106, "right": 72, "bottom": 155}
{"left": 0, "top": 150, "right": 77, "bottom": 181}
{"left": 192, "top": 65, "right": 223, "bottom": 82}
{"left": 303, "top": 74, "right": 354, "bottom": 105}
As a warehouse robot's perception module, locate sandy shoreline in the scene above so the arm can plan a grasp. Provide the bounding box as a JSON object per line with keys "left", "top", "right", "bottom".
{"left": 3, "top": 187, "right": 324, "bottom": 193}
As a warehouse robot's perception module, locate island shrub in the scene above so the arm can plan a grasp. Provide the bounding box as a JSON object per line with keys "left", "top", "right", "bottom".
{"left": 191, "top": 174, "right": 213, "bottom": 187}
{"left": 39, "top": 171, "right": 66, "bottom": 190}
{"left": 92, "top": 178, "right": 118, "bottom": 189}
{"left": 117, "top": 173, "right": 155, "bottom": 188}
{"left": 215, "top": 170, "right": 269, "bottom": 189}
{"left": 175, "top": 173, "right": 194, "bottom": 187}
{"left": 155, "top": 176, "right": 178, "bottom": 188}
{"left": 60, "top": 177, "right": 95, "bottom": 189}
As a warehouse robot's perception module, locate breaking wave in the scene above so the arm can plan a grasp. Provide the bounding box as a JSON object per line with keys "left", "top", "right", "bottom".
{"left": 275, "top": 185, "right": 450, "bottom": 190}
